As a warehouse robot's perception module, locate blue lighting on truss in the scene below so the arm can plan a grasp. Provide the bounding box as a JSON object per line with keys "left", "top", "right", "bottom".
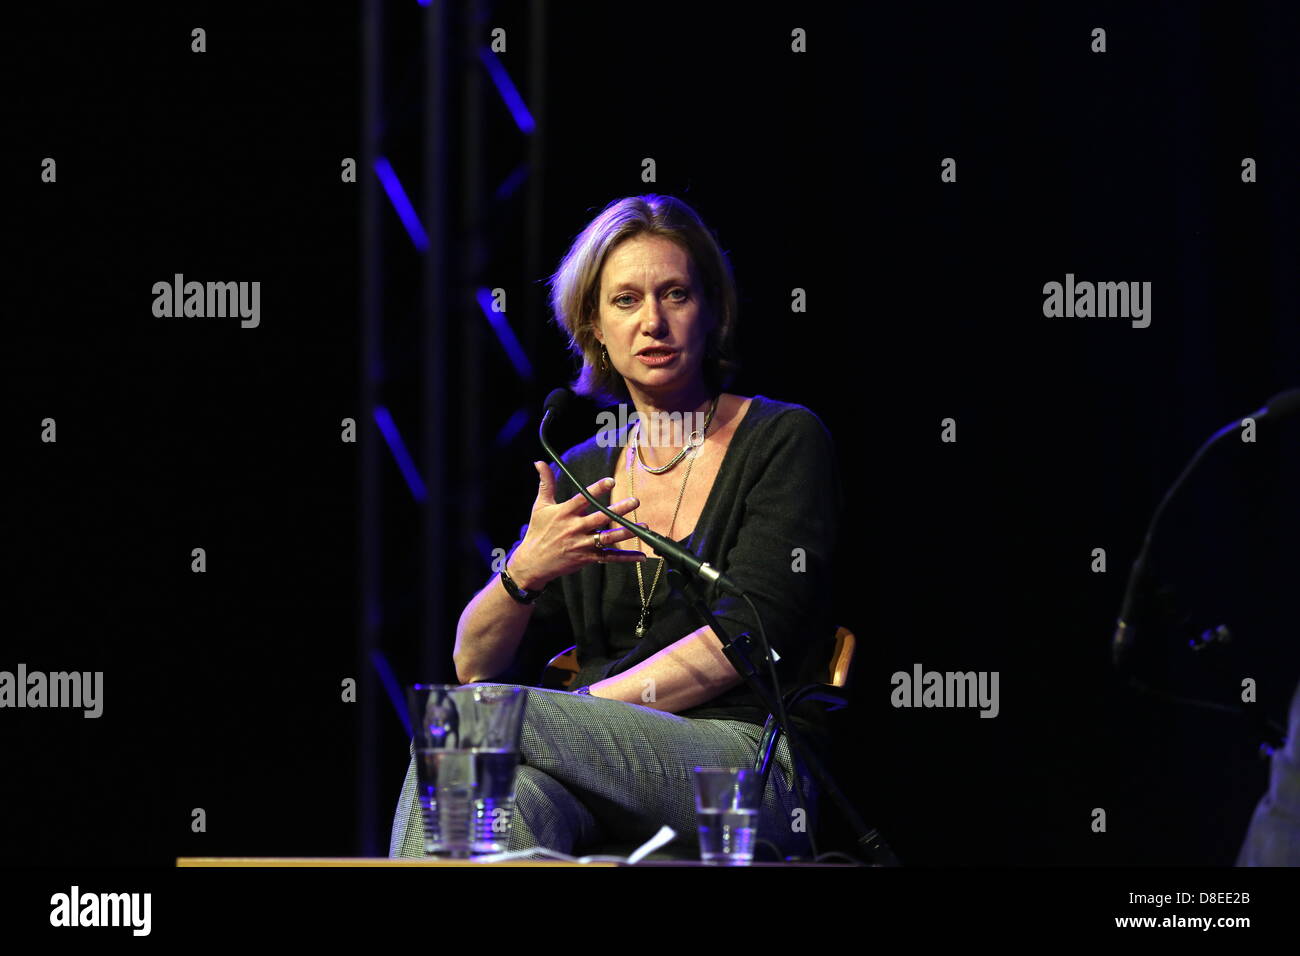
{"left": 374, "top": 156, "right": 429, "bottom": 251}
{"left": 494, "top": 407, "right": 531, "bottom": 448}
{"left": 478, "top": 47, "right": 535, "bottom": 134}
{"left": 373, "top": 405, "right": 428, "bottom": 502}
{"left": 494, "top": 161, "right": 530, "bottom": 202}
{"left": 475, "top": 288, "right": 534, "bottom": 380}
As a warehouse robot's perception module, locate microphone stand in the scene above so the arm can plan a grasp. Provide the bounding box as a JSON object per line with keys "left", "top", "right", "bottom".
{"left": 540, "top": 407, "right": 899, "bottom": 866}
{"left": 1114, "top": 387, "right": 1300, "bottom": 670}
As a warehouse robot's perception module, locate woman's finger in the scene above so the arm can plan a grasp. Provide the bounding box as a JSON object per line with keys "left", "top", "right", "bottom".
{"left": 580, "top": 495, "right": 640, "bottom": 532}
{"left": 565, "top": 477, "right": 617, "bottom": 513}
{"left": 601, "top": 521, "right": 649, "bottom": 543}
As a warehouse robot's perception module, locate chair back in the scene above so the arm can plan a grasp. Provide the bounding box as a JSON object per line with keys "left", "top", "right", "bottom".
{"left": 824, "top": 626, "right": 855, "bottom": 688}
{"left": 540, "top": 645, "right": 581, "bottom": 690}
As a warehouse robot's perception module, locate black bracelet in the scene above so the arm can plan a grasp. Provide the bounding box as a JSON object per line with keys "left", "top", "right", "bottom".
{"left": 499, "top": 564, "right": 544, "bottom": 605}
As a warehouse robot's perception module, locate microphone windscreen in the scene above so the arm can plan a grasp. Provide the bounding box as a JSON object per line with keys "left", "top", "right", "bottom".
{"left": 543, "top": 387, "right": 571, "bottom": 418}
{"left": 1262, "top": 387, "right": 1300, "bottom": 420}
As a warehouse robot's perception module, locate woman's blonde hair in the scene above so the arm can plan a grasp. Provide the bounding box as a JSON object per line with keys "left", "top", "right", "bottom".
{"left": 546, "top": 194, "right": 740, "bottom": 406}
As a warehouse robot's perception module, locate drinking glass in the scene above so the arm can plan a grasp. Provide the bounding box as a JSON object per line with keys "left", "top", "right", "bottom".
{"left": 407, "top": 683, "right": 528, "bottom": 858}
{"left": 692, "top": 767, "right": 763, "bottom": 865}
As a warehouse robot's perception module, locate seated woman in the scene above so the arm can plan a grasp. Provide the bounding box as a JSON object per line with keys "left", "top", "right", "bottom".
{"left": 389, "top": 194, "right": 844, "bottom": 860}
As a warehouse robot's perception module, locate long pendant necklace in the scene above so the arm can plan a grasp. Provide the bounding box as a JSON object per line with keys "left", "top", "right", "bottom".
{"left": 628, "top": 394, "right": 718, "bottom": 639}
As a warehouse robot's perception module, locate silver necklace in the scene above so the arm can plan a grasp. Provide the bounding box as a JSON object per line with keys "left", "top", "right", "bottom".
{"left": 635, "top": 394, "right": 720, "bottom": 475}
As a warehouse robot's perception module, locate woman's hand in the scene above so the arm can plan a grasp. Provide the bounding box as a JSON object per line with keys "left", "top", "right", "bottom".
{"left": 506, "top": 461, "right": 647, "bottom": 589}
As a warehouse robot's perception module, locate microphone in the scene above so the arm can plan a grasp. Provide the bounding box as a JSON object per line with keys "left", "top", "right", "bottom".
{"left": 1112, "top": 387, "right": 1300, "bottom": 669}
{"left": 539, "top": 387, "right": 746, "bottom": 600}
{"left": 1253, "top": 387, "right": 1300, "bottom": 420}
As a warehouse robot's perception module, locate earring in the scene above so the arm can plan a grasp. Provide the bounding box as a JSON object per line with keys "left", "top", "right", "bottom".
{"left": 598, "top": 344, "right": 610, "bottom": 371}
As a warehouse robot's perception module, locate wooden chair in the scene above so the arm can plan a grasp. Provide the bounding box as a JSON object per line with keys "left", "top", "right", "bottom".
{"left": 537, "top": 626, "right": 857, "bottom": 860}
{"left": 753, "top": 625, "right": 855, "bottom": 797}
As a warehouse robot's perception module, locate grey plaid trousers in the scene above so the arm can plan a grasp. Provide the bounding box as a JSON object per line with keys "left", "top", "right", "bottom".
{"left": 388, "top": 684, "right": 820, "bottom": 860}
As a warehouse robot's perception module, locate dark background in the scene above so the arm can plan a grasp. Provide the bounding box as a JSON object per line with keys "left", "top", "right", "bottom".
{"left": 5, "top": 1, "right": 1297, "bottom": 868}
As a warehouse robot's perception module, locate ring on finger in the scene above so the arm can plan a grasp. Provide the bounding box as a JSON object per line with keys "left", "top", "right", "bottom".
{"left": 592, "top": 530, "right": 605, "bottom": 561}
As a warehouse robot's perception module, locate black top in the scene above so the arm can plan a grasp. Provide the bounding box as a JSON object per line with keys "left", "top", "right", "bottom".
{"left": 502, "top": 394, "right": 844, "bottom": 760}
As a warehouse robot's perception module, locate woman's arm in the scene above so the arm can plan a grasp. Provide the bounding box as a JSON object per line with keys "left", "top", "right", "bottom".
{"left": 453, "top": 460, "right": 645, "bottom": 683}
{"left": 451, "top": 552, "right": 546, "bottom": 684}
{"left": 585, "top": 624, "right": 742, "bottom": 710}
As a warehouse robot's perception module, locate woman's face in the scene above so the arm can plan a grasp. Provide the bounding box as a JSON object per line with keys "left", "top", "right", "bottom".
{"left": 593, "top": 234, "right": 713, "bottom": 402}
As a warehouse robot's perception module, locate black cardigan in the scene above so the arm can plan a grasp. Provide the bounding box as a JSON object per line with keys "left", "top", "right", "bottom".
{"left": 505, "top": 394, "right": 844, "bottom": 758}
